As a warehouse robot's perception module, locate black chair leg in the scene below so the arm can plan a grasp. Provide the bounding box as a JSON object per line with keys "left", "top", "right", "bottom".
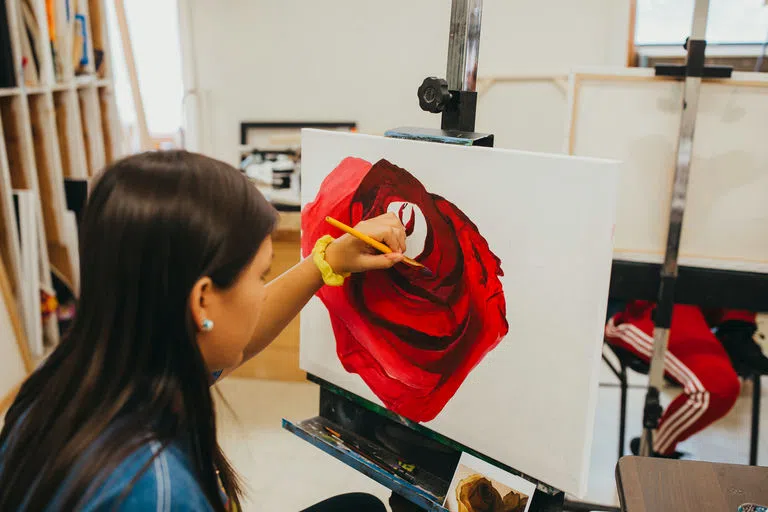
{"left": 750, "top": 374, "right": 760, "bottom": 466}
{"left": 619, "top": 366, "right": 628, "bottom": 460}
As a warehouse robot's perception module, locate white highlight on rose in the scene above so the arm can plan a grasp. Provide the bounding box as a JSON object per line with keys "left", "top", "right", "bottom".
{"left": 387, "top": 201, "right": 427, "bottom": 259}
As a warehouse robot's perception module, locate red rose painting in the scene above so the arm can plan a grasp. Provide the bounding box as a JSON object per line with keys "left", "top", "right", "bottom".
{"left": 302, "top": 157, "right": 508, "bottom": 422}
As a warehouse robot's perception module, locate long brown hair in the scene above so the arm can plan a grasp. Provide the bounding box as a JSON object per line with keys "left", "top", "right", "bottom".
{"left": 0, "top": 150, "right": 278, "bottom": 510}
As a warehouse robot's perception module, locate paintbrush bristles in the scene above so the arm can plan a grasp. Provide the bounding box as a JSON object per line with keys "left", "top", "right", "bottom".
{"left": 324, "top": 216, "right": 434, "bottom": 276}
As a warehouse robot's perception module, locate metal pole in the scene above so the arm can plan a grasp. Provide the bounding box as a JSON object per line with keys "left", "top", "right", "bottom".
{"left": 446, "top": 0, "right": 483, "bottom": 92}
{"left": 407, "top": 0, "right": 490, "bottom": 141}
{"left": 639, "top": 0, "right": 710, "bottom": 457}
{"left": 750, "top": 375, "right": 760, "bottom": 465}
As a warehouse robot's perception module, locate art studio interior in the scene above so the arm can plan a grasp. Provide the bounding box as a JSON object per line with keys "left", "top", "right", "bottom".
{"left": 1, "top": 1, "right": 767, "bottom": 511}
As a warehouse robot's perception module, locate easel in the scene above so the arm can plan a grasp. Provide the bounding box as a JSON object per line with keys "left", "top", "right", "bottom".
{"left": 282, "top": 1, "right": 568, "bottom": 510}
{"left": 581, "top": 0, "right": 768, "bottom": 482}
{"left": 284, "top": 0, "right": 767, "bottom": 509}
{"left": 635, "top": 0, "right": 736, "bottom": 457}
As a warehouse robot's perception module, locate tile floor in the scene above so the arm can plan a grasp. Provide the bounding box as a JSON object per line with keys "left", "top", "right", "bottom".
{"left": 214, "top": 371, "right": 768, "bottom": 511}
{"left": 213, "top": 379, "right": 393, "bottom": 511}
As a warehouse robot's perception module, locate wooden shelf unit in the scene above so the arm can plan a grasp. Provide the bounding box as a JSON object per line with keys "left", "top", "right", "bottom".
{"left": 0, "top": 0, "right": 122, "bottom": 364}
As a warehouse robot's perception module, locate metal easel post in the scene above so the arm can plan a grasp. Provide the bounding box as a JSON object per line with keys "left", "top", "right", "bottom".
{"left": 405, "top": 0, "right": 491, "bottom": 141}
{"left": 442, "top": 0, "right": 483, "bottom": 131}
{"left": 639, "top": 0, "right": 711, "bottom": 457}
{"left": 446, "top": 0, "right": 482, "bottom": 91}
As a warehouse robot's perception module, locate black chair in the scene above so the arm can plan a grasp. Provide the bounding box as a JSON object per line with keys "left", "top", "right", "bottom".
{"left": 602, "top": 342, "right": 761, "bottom": 465}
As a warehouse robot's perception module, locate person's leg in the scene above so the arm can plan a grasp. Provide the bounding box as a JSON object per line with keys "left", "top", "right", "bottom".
{"left": 300, "top": 493, "right": 387, "bottom": 512}
{"left": 653, "top": 306, "right": 740, "bottom": 453}
{"left": 605, "top": 302, "right": 741, "bottom": 455}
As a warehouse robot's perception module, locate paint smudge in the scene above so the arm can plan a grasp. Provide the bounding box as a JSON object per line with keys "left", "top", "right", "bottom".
{"left": 302, "top": 157, "right": 508, "bottom": 422}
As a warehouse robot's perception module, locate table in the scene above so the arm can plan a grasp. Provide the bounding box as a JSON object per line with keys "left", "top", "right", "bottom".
{"left": 616, "top": 456, "right": 768, "bottom": 511}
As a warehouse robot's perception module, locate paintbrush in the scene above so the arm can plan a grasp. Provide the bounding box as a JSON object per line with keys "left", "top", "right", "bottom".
{"left": 324, "top": 216, "right": 434, "bottom": 277}
{"left": 323, "top": 426, "right": 416, "bottom": 483}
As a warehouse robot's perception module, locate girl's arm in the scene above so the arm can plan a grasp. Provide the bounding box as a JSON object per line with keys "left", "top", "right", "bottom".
{"left": 241, "top": 257, "right": 323, "bottom": 362}
{"left": 219, "top": 214, "right": 406, "bottom": 379}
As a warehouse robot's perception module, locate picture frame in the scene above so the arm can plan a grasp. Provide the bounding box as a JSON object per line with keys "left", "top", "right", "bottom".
{"left": 238, "top": 121, "right": 357, "bottom": 212}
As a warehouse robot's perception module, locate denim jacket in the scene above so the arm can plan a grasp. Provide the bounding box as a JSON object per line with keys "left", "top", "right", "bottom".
{"left": 77, "top": 439, "right": 222, "bottom": 511}
{"left": 1, "top": 370, "right": 232, "bottom": 511}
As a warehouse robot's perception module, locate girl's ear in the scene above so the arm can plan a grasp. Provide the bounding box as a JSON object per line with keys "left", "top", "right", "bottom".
{"left": 189, "top": 276, "right": 214, "bottom": 333}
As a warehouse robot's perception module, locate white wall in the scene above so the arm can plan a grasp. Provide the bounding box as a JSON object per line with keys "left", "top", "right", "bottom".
{"left": 178, "top": 0, "right": 630, "bottom": 165}
{"left": 123, "top": 0, "right": 185, "bottom": 136}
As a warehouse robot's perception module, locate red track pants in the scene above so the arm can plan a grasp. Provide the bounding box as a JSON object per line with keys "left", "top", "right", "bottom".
{"left": 605, "top": 302, "right": 748, "bottom": 454}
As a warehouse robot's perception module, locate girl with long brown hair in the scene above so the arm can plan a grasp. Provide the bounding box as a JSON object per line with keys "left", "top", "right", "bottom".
{"left": 0, "top": 150, "right": 405, "bottom": 511}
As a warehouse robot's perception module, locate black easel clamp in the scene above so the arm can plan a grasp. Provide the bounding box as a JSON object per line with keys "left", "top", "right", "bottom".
{"left": 441, "top": 90, "right": 478, "bottom": 133}
{"left": 417, "top": 77, "right": 480, "bottom": 133}
{"left": 654, "top": 38, "right": 733, "bottom": 79}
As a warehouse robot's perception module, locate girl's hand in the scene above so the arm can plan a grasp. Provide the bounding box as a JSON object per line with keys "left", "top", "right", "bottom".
{"left": 324, "top": 213, "right": 406, "bottom": 274}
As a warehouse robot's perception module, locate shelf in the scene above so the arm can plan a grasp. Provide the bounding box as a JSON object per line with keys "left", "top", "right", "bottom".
{"left": 52, "top": 78, "right": 113, "bottom": 92}
{"left": 51, "top": 83, "right": 74, "bottom": 92}
{"left": 9, "top": 79, "right": 115, "bottom": 95}
{"left": 75, "top": 75, "right": 100, "bottom": 88}
{"left": 24, "top": 86, "right": 48, "bottom": 95}
{"left": 0, "top": 0, "right": 121, "bottom": 367}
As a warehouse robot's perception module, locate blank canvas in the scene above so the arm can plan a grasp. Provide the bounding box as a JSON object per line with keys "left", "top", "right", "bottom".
{"left": 13, "top": 189, "right": 43, "bottom": 357}
{"left": 567, "top": 68, "right": 768, "bottom": 273}
{"left": 299, "top": 130, "right": 620, "bottom": 496}
{"left": 0, "top": 257, "right": 28, "bottom": 408}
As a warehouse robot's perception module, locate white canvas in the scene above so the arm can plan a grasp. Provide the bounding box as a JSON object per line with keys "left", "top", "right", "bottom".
{"left": 0, "top": 266, "right": 27, "bottom": 406}
{"left": 567, "top": 67, "right": 768, "bottom": 273}
{"left": 13, "top": 190, "right": 43, "bottom": 357}
{"left": 299, "top": 130, "right": 620, "bottom": 496}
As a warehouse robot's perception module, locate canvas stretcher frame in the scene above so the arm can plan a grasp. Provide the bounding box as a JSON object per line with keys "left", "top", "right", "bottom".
{"left": 566, "top": 67, "right": 768, "bottom": 275}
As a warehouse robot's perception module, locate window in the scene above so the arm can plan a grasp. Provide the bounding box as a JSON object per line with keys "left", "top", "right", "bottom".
{"left": 636, "top": 0, "right": 768, "bottom": 45}
{"left": 105, "top": 0, "right": 184, "bottom": 150}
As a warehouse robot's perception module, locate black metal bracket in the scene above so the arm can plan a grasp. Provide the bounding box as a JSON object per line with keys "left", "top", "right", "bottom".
{"left": 654, "top": 38, "right": 733, "bottom": 79}
{"left": 642, "top": 388, "right": 663, "bottom": 430}
{"left": 608, "top": 261, "right": 768, "bottom": 312}
{"left": 416, "top": 77, "right": 482, "bottom": 133}
{"left": 406, "top": 77, "right": 493, "bottom": 147}
{"left": 440, "top": 90, "right": 478, "bottom": 132}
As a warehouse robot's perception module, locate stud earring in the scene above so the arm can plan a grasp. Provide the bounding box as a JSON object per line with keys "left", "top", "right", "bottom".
{"left": 201, "top": 319, "right": 214, "bottom": 332}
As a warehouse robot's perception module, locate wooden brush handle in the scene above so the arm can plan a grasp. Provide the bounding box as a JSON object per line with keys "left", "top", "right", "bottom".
{"left": 324, "top": 216, "right": 425, "bottom": 269}
{"left": 325, "top": 216, "right": 392, "bottom": 254}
